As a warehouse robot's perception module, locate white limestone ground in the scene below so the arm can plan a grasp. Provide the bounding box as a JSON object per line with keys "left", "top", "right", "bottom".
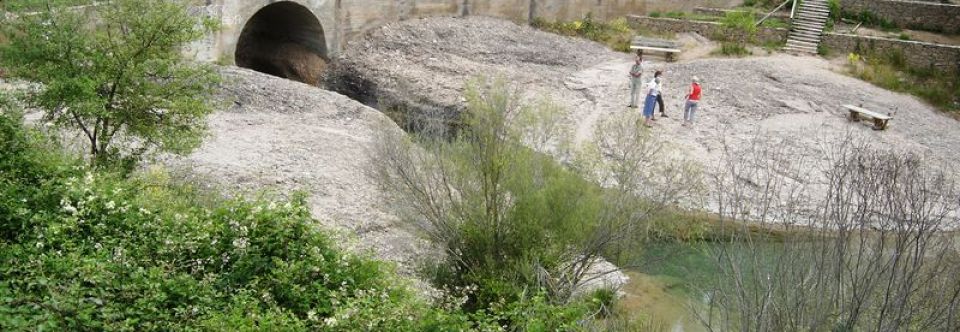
{"left": 172, "top": 67, "right": 630, "bottom": 294}
{"left": 335, "top": 16, "right": 960, "bottom": 220}
{"left": 166, "top": 67, "right": 434, "bottom": 280}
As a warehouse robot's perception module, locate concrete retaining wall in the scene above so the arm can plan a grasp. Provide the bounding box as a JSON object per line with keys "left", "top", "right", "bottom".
{"left": 625, "top": 15, "right": 789, "bottom": 44}
{"left": 840, "top": 0, "right": 960, "bottom": 33}
{"left": 822, "top": 33, "right": 960, "bottom": 74}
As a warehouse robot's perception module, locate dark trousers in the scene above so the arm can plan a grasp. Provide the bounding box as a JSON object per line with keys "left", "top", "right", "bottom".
{"left": 655, "top": 94, "right": 665, "bottom": 115}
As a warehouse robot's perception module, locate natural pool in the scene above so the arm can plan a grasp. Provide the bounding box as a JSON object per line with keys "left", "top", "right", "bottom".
{"left": 618, "top": 241, "right": 781, "bottom": 331}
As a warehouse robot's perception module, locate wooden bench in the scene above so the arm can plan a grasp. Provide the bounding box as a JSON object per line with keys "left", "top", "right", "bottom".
{"left": 844, "top": 104, "right": 893, "bottom": 130}
{"left": 630, "top": 37, "right": 681, "bottom": 62}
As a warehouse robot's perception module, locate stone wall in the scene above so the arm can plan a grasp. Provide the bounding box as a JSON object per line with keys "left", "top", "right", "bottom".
{"left": 625, "top": 15, "right": 960, "bottom": 74}
{"left": 644, "top": 0, "right": 743, "bottom": 14}
{"left": 625, "top": 15, "right": 789, "bottom": 44}
{"left": 693, "top": 6, "right": 792, "bottom": 19}
{"left": 191, "top": 0, "right": 751, "bottom": 63}
{"left": 822, "top": 33, "right": 960, "bottom": 74}
{"left": 840, "top": 0, "right": 960, "bottom": 33}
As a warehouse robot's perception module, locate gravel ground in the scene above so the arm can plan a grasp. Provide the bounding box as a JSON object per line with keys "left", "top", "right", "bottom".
{"left": 334, "top": 16, "right": 960, "bottom": 220}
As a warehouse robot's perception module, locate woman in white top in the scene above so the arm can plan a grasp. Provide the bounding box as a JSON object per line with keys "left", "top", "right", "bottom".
{"left": 641, "top": 71, "right": 662, "bottom": 127}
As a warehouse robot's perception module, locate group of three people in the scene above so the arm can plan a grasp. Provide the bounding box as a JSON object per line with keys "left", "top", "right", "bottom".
{"left": 628, "top": 54, "right": 701, "bottom": 128}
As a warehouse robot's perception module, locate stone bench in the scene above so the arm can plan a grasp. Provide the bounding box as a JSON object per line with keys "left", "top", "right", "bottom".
{"left": 631, "top": 37, "right": 681, "bottom": 62}
{"left": 844, "top": 104, "right": 892, "bottom": 130}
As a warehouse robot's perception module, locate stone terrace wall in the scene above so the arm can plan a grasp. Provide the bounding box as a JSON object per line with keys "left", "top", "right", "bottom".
{"left": 625, "top": 15, "right": 960, "bottom": 74}
{"left": 626, "top": 15, "right": 789, "bottom": 44}
{"left": 693, "top": 6, "right": 792, "bottom": 19}
{"left": 840, "top": 0, "right": 960, "bottom": 33}
{"left": 644, "top": 0, "right": 744, "bottom": 14}
{"left": 822, "top": 33, "right": 960, "bottom": 74}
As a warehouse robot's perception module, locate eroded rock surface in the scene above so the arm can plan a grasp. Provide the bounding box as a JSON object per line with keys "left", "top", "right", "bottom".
{"left": 168, "top": 67, "right": 431, "bottom": 277}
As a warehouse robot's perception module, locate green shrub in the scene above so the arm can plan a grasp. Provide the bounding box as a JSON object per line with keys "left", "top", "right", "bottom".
{"left": 664, "top": 11, "right": 686, "bottom": 19}
{"left": 743, "top": 0, "right": 792, "bottom": 9}
{"left": 531, "top": 14, "right": 635, "bottom": 52}
{"left": 713, "top": 42, "right": 752, "bottom": 57}
{"left": 843, "top": 10, "right": 899, "bottom": 32}
{"left": 720, "top": 11, "right": 758, "bottom": 42}
{"left": 846, "top": 51, "right": 959, "bottom": 114}
{"left": 827, "top": 0, "right": 841, "bottom": 22}
{"left": 587, "top": 288, "right": 618, "bottom": 318}
{"left": 760, "top": 17, "right": 789, "bottom": 29}
{"left": 1, "top": 0, "right": 93, "bottom": 11}
{"left": 817, "top": 44, "right": 831, "bottom": 56}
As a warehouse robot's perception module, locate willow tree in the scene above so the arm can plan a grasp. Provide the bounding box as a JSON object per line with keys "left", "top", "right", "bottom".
{"left": 1, "top": 0, "right": 219, "bottom": 168}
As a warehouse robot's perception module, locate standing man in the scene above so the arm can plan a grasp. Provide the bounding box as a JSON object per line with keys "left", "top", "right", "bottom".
{"left": 653, "top": 73, "right": 668, "bottom": 118}
{"left": 627, "top": 54, "right": 644, "bottom": 108}
{"left": 683, "top": 76, "right": 702, "bottom": 126}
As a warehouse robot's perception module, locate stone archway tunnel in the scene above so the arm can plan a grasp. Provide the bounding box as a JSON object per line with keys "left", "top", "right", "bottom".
{"left": 192, "top": 0, "right": 718, "bottom": 85}
{"left": 234, "top": 1, "right": 328, "bottom": 85}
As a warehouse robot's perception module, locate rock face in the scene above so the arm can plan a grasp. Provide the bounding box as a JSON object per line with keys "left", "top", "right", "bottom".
{"left": 325, "top": 16, "right": 614, "bottom": 124}
{"left": 168, "top": 67, "right": 429, "bottom": 276}
{"left": 572, "top": 259, "right": 631, "bottom": 299}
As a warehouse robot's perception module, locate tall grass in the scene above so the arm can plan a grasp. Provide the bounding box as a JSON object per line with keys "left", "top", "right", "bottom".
{"left": 1, "top": 0, "right": 93, "bottom": 11}
{"left": 843, "top": 10, "right": 899, "bottom": 32}
{"left": 712, "top": 42, "right": 752, "bottom": 57}
{"left": 531, "top": 14, "right": 635, "bottom": 52}
{"left": 847, "top": 50, "right": 960, "bottom": 115}
{"left": 742, "top": 0, "right": 793, "bottom": 9}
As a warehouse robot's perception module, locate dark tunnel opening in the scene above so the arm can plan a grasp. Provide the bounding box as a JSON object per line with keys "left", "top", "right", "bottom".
{"left": 235, "top": 1, "right": 328, "bottom": 85}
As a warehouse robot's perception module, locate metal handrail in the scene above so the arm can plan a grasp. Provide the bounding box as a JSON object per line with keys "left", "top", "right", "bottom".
{"left": 756, "top": 0, "right": 794, "bottom": 26}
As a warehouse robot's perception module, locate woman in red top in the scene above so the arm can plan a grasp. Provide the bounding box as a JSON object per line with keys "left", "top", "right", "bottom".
{"left": 683, "top": 76, "right": 702, "bottom": 126}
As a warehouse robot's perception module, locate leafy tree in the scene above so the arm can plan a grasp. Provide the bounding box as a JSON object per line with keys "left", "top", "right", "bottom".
{"left": 0, "top": 0, "right": 219, "bottom": 168}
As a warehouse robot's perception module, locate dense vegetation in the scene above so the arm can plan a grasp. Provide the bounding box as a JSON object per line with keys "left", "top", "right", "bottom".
{"left": 0, "top": 104, "right": 599, "bottom": 330}
{"left": 531, "top": 15, "right": 635, "bottom": 52}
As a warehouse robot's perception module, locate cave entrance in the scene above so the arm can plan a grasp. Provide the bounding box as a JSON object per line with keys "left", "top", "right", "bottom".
{"left": 235, "top": 1, "right": 328, "bottom": 85}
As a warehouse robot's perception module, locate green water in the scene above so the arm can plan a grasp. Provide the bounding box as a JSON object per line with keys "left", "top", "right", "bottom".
{"left": 620, "top": 241, "right": 782, "bottom": 331}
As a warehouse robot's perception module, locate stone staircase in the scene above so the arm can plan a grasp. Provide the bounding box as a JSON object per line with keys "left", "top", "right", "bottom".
{"left": 784, "top": 0, "right": 830, "bottom": 54}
